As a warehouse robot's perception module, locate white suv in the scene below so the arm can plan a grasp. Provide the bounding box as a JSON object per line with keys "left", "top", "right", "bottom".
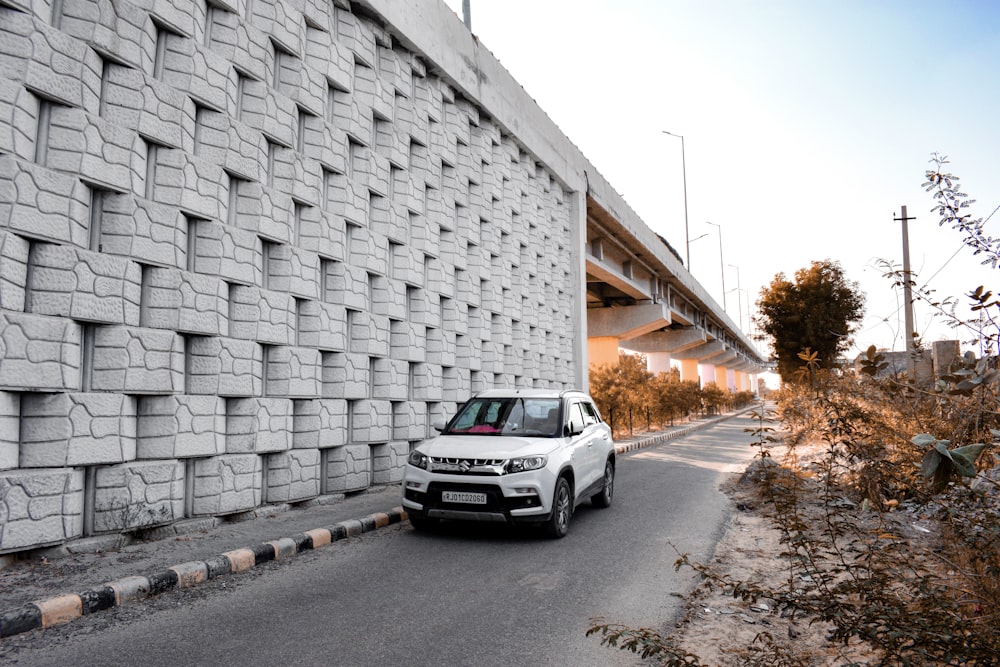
{"left": 402, "top": 389, "right": 616, "bottom": 538}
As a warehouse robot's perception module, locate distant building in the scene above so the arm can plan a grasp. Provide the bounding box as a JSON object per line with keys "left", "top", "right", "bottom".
{"left": 851, "top": 340, "right": 965, "bottom": 384}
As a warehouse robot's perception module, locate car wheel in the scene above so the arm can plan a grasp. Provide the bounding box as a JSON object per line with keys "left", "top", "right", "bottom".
{"left": 545, "top": 477, "right": 572, "bottom": 539}
{"left": 408, "top": 512, "right": 437, "bottom": 531}
{"left": 591, "top": 459, "right": 614, "bottom": 508}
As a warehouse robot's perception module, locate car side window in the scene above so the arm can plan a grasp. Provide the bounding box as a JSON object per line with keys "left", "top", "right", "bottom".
{"left": 580, "top": 400, "right": 600, "bottom": 426}
{"left": 567, "top": 402, "right": 586, "bottom": 434}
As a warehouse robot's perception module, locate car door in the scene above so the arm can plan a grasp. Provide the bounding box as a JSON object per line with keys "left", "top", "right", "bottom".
{"left": 564, "top": 401, "right": 589, "bottom": 494}
{"left": 579, "top": 399, "right": 612, "bottom": 478}
{"left": 566, "top": 399, "right": 605, "bottom": 494}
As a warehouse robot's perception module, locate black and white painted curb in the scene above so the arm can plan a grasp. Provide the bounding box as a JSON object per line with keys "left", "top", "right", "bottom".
{"left": 0, "top": 406, "right": 759, "bottom": 640}
{"left": 0, "top": 507, "right": 408, "bottom": 639}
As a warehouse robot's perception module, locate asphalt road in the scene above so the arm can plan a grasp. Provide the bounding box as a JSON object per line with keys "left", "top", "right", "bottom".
{"left": 2, "top": 415, "right": 759, "bottom": 667}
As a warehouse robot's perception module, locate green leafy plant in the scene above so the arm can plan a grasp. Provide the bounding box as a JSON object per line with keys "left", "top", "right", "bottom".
{"left": 858, "top": 345, "right": 889, "bottom": 377}
{"left": 913, "top": 432, "right": 993, "bottom": 492}
{"left": 937, "top": 352, "right": 1000, "bottom": 396}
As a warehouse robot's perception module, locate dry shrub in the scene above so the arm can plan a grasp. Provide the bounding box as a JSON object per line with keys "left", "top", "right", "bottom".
{"left": 764, "top": 374, "right": 1000, "bottom": 665}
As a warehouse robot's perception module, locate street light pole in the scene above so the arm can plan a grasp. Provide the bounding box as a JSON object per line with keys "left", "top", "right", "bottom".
{"left": 728, "top": 263, "right": 742, "bottom": 329}
{"left": 662, "top": 131, "right": 690, "bottom": 268}
{"left": 706, "top": 221, "right": 726, "bottom": 312}
{"left": 462, "top": 0, "right": 471, "bottom": 29}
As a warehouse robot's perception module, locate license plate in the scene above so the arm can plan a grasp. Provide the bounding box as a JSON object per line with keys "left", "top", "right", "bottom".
{"left": 442, "top": 491, "right": 487, "bottom": 505}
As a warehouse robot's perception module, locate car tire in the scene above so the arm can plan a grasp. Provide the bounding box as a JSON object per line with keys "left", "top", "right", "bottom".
{"left": 408, "top": 512, "right": 437, "bottom": 531}
{"left": 591, "top": 459, "right": 614, "bottom": 508}
{"left": 545, "top": 477, "right": 572, "bottom": 539}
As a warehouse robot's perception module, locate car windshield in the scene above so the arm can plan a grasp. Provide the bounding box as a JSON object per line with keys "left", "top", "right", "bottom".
{"left": 446, "top": 397, "right": 562, "bottom": 437}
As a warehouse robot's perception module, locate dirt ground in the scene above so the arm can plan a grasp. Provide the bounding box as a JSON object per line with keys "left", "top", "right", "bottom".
{"left": 664, "top": 440, "right": 916, "bottom": 667}
{"left": 670, "top": 467, "right": 877, "bottom": 665}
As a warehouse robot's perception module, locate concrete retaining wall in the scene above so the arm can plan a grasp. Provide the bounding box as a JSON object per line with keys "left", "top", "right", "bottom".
{"left": 0, "top": 0, "right": 589, "bottom": 553}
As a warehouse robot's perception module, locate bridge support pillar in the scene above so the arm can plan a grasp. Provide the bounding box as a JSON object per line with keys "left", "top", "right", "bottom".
{"left": 679, "top": 358, "right": 699, "bottom": 385}
{"left": 648, "top": 352, "right": 671, "bottom": 375}
{"left": 588, "top": 336, "right": 621, "bottom": 368}
{"left": 725, "top": 367, "right": 736, "bottom": 391}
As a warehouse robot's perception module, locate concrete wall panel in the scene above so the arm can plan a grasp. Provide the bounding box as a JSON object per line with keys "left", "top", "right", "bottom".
{"left": 226, "top": 397, "right": 292, "bottom": 454}
{"left": 265, "top": 448, "right": 320, "bottom": 503}
{"left": 326, "top": 444, "right": 370, "bottom": 493}
{"left": 0, "top": 391, "right": 19, "bottom": 470}
{"left": 0, "top": 468, "right": 84, "bottom": 553}
{"left": 137, "top": 395, "right": 226, "bottom": 459}
{"left": 191, "top": 453, "right": 263, "bottom": 516}
{"left": 19, "top": 393, "right": 137, "bottom": 467}
{"left": 93, "top": 460, "right": 185, "bottom": 533}
{"left": 0, "top": 311, "right": 82, "bottom": 391}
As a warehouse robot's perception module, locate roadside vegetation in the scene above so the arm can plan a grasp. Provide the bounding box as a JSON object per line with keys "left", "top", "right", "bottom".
{"left": 588, "top": 352, "right": 757, "bottom": 438}
{"left": 756, "top": 259, "right": 866, "bottom": 383}
{"left": 588, "top": 156, "right": 1000, "bottom": 665}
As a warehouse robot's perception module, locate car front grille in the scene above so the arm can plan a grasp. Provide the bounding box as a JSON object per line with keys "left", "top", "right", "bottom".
{"left": 409, "top": 482, "right": 542, "bottom": 517}
{"left": 427, "top": 457, "right": 506, "bottom": 475}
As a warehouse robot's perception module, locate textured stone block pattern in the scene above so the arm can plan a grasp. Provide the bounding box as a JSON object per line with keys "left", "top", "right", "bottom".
{"left": 93, "top": 461, "right": 185, "bottom": 533}
{"left": 0, "top": 468, "right": 84, "bottom": 554}
{"left": 0, "top": 0, "right": 577, "bottom": 553}
{"left": 19, "top": 393, "right": 137, "bottom": 468}
{"left": 264, "top": 449, "right": 320, "bottom": 503}
{"left": 191, "top": 454, "right": 262, "bottom": 516}
{"left": 137, "top": 395, "right": 226, "bottom": 459}
{"left": 0, "top": 391, "right": 18, "bottom": 470}
{"left": 327, "top": 444, "right": 371, "bottom": 493}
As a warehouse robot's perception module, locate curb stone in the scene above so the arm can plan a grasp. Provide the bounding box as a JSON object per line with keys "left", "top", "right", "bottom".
{"left": 0, "top": 507, "right": 408, "bottom": 639}
{"left": 0, "top": 406, "right": 758, "bottom": 640}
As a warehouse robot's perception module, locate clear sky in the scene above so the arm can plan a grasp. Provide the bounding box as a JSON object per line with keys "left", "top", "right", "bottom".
{"left": 441, "top": 0, "right": 1000, "bottom": 359}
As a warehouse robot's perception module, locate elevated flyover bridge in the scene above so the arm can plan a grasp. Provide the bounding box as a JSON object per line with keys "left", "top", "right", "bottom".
{"left": 585, "top": 192, "right": 766, "bottom": 391}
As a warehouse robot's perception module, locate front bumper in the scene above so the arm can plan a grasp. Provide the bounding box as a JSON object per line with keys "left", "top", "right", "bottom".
{"left": 402, "top": 466, "right": 555, "bottom": 524}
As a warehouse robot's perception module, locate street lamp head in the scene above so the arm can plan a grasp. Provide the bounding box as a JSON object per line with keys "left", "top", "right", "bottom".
{"left": 690, "top": 233, "right": 709, "bottom": 243}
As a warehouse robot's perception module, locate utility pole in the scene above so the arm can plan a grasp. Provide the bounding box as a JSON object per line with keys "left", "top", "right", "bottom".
{"left": 894, "top": 205, "right": 916, "bottom": 375}
{"left": 462, "top": 0, "right": 471, "bottom": 29}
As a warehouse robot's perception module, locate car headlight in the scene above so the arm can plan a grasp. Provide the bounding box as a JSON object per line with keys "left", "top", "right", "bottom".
{"left": 507, "top": 455, "right": 547, "bottom": 473}
{"left": 408, "top": 450, "right": 429, "bottom": 470}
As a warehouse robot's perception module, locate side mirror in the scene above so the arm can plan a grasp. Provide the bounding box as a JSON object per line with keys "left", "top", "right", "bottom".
{"left": 432, "top": 419, "right": 448, "bottom": 432}
{"left": 567, "top": 416, "right": 584, "bottom": 436}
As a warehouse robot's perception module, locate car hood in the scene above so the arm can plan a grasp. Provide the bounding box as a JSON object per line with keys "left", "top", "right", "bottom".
{"left": 418, "top": 434, "right": 559, "bottom": 458}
